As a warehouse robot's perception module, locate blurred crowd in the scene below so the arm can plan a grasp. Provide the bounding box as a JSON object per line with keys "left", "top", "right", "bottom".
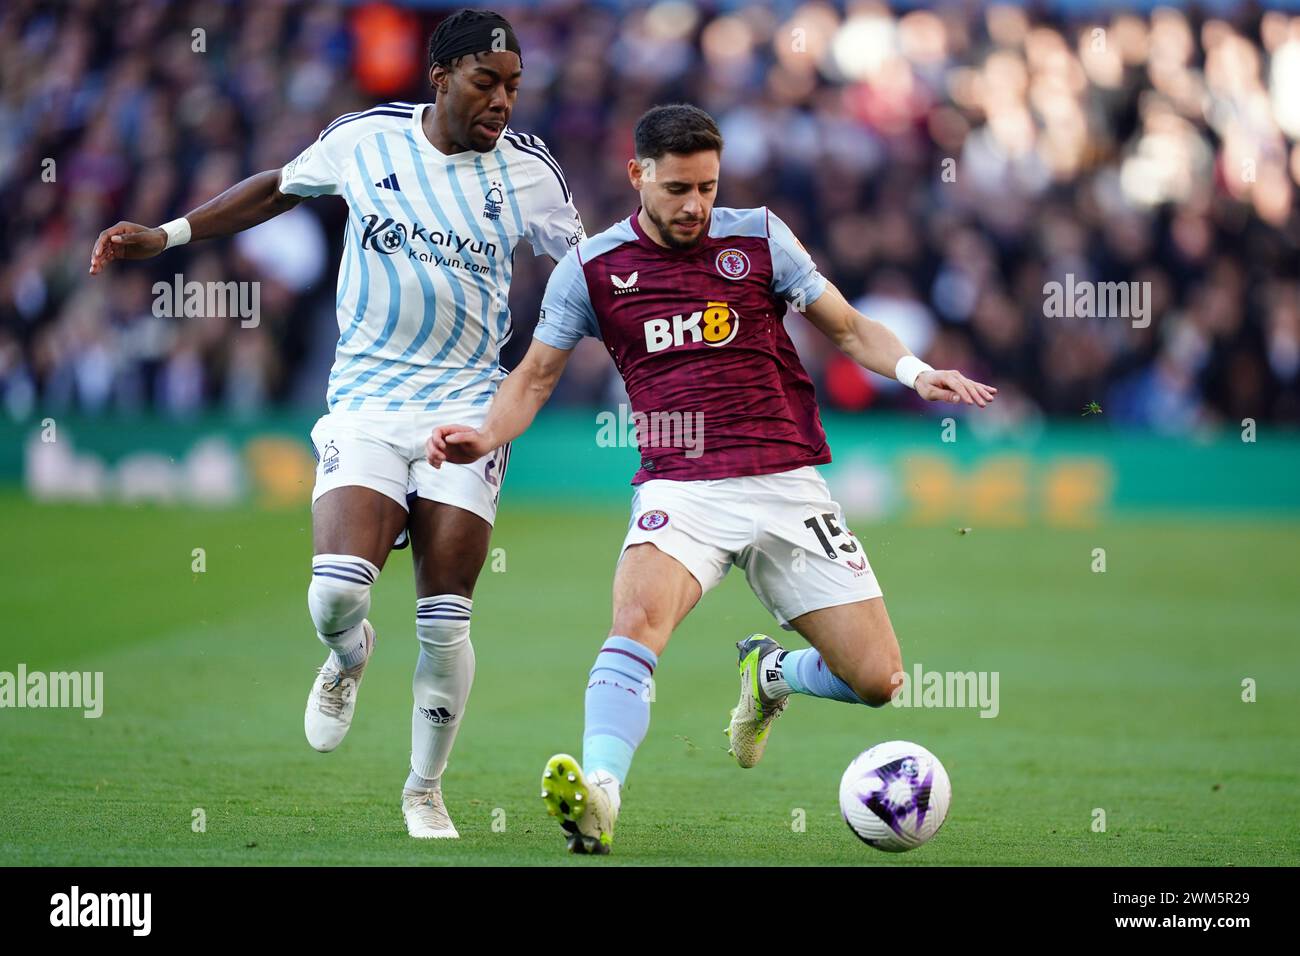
{"left": 1, "top": 0, "right": 1298, "bottom": 432}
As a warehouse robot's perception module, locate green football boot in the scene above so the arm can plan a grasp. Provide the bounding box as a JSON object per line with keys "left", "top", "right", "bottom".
{"left": 726, "top": 633, "right": 789, "bottom": 768}
{"left": 540, "top": 753, "right": 617, "bottom": 855}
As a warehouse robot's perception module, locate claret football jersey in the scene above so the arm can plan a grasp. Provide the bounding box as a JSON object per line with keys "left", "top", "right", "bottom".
{"left": 534, "top": 206, "right": 832, "bottom": 483}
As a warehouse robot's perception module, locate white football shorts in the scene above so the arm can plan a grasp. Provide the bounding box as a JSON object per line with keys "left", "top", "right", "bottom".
{"left": 619, "top": 465, "right": 883, "bottom": 630}
{"left": 309, "top": 409, "right": 508, "bottom": 527}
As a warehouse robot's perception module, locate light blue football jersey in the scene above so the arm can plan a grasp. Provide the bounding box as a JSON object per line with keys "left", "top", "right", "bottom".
{"left": 280, "top": 102, "right": 584, "bottom": 415}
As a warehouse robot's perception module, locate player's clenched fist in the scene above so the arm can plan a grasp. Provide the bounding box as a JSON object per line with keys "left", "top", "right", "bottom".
{"left": 915, "top": 369, "right": 997, "bottom": 408}
{"left": 426, "top": 424, "right": 495, "bottom": 468}
{"left": 89, "top": 221, "right": 166, "bottom": 275}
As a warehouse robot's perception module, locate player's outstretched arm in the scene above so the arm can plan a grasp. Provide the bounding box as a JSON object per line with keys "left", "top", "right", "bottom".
{"left": 89, "top": 169, "right": 303, "bottom": 275}
{"left": 803, "top": 281, "right": 997, "bottom": 407}
{"left": 426, "top": 339, "right": 573, "bottom": 468}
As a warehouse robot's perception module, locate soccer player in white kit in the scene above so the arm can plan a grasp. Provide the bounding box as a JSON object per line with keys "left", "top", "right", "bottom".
{"left": 88, "top": 9, "right": 584, "bottom": 839}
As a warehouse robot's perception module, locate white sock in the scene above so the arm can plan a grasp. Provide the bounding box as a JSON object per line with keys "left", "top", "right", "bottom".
{"left": 410, "top": 595, "right": 475, "bottom": 781}
{"left": 308, "top": 554, "right": 378, "bottom": 669}
{"left": 758, "top": 649, "right": 792, "bottom": 700}
{"left": 329, "top": 626, "right": 371, "bottom": 670}
{"left": 587, "top": 768, "right": 622, "bottom": 815}
{"left": 405, "top": 771, "right": 439, "bottom": 792}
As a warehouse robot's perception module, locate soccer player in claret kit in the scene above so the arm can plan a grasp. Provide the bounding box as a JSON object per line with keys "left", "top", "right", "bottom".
{"left": 88, "top": 10, "right": 584, "bottom": 839}
{"left": 427, "top": 103, "right": 996, "bottom": 854}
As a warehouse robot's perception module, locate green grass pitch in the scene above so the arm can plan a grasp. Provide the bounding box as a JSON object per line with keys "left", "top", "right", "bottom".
{"left": 1, "top": 491, "right": 1297, "bottom": 866}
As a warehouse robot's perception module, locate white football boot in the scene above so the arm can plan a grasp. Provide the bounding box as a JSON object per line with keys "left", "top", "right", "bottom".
{"left": 402, "top": 786, "right": 459, "bottom": 839}
{"left": 304, "top": 620, "right": 376, "bottom": 752}
{"left": 540, "top": 754, "right": 619, "bottom": 855}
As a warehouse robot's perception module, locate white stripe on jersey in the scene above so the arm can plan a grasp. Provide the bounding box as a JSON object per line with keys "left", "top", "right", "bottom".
{"left": 280, "top": 103, "right": 583, "bottom": 416}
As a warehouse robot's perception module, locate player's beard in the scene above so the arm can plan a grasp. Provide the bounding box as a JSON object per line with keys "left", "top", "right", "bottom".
{"left": 645, "top": 203, "right": 707, "bottom": 250}
{"left": 463, "top": 116, "right": 503, "bottom": 153}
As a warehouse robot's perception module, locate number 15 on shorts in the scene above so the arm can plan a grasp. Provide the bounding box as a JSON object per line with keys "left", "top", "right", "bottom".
{"left": 803, "top": 511, "right": 859, "bottom": 561}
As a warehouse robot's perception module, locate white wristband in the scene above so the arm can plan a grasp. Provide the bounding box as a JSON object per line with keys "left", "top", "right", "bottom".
{"left": 160, "top": 217, "right": 192, "bottom": 249}
{"left": 895, "top": 355, "right": 934, "bottom": 390}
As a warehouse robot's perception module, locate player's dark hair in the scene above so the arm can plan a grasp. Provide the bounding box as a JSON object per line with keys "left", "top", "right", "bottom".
{"left": 427, "top": 8, "right": 517, "bottom": 72}
{"left": 634, "top": 104, "right": 724, "bottom": 161}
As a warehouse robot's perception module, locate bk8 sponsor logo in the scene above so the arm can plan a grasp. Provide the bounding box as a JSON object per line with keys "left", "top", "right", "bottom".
{"left": 643, "top": 301, "right": 739, "bottom": 354}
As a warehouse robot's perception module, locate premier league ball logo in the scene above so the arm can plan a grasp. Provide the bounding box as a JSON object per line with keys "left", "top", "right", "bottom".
{"left": 637, "top": 510, "right": 669, "bottom": 531}
{"left": 715, "top": 247, "right": 750, "bottom": 280}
